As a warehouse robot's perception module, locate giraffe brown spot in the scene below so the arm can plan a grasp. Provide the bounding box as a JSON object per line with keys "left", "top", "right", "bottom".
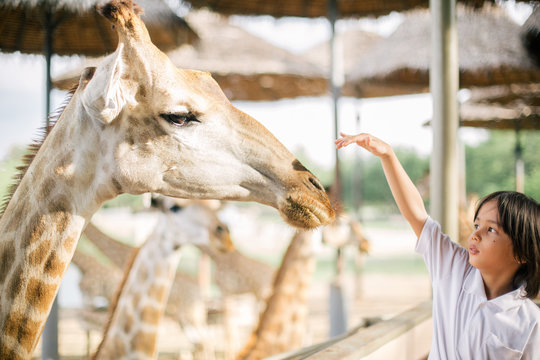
{"left": 7, "top": 264, "right": 24, "bottom": 301}
{"left": 25, "top": 277, "right": 58, "bottom": 314}
{"left": 149, "top": 284, "right": 167, "bottom": 303}
{"left": 43, "top": 252, "right": 66, "bottom": 278}
{"left": 54, "top": 211, "right": 71, "bottom": 235}
{"left": 25, "top": 216, "right": 48, "bottom": 247}
{"left": 112, "top": 178, "right": 123, "bottom": 193}
{"left": 141, "top": 305, "right": 161, "bottom": 325}
{"left": 122, "top": 312, "right": 134, "bottom": 334}
{"left": 2, "top": 311, "right": 41, "bottom": 353}
{"left": 36, "top": 175, "right": 54, "bottom": 200}
{"left": 47, "top": 195, "right": 70, "bottom": 214}
{"left": 63, "top": 235, "right": 77, "bottom": 253}
{"left": 0, "top": 242, "right": 15, "bottom": 284}
{"left": 130, "top": 331, "right": 157, "bottom": 356}
{"left": 138, "top": 84, "right": 147, "bottom": 98}
{"left": 28, "top": 239, "right": 51, "bottom": 267}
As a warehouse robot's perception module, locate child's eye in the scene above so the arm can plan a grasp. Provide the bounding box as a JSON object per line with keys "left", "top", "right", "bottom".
{"left": 488, "top": 227, "right": 497, "bottom": 233}
{"left": 473, "top": 224, "right": 479, "bottom": 230}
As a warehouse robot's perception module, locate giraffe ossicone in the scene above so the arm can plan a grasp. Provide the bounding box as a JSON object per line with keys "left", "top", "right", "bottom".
{"left": 0, "top": 0, "right": 334, "bottom": 357}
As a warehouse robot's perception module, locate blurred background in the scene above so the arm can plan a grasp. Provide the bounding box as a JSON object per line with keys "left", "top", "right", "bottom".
{"left": 0, "top": 0, "right": 538, "bottom": 359}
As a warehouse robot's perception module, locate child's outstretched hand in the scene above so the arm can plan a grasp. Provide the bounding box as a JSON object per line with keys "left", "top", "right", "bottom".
{"left": 335, "top": 132, "right": 392, "bottom": 158}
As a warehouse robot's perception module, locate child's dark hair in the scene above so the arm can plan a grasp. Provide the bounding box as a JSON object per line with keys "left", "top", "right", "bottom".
{"left": 475, "top": 191, "right": 540, "bottom": 299}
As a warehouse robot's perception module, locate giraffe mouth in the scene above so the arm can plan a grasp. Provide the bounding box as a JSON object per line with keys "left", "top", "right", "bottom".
{"left": 279, "top": 195, "right": 334, "bottom": 229}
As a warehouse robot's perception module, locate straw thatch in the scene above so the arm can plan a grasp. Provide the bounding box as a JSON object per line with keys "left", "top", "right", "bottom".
{"left": 184, "top": 0, "right": 496, "bottom": 19}
{"left": 0, "top": 0, "right": 198, "bottom": 56}
{"left": 347, "top": 5, "right": 540, "bottom": 97}
{"left": 459, "top": 103, "right": 540, "bottom": 130}
{"left": 302, "top": 29, "right": 400, "bottom": 98}
{"left": 459, "top": 83, "right": 540, "bottom": 130}
{"left": 53, "top": 10, "right": 328, "bottom": 101}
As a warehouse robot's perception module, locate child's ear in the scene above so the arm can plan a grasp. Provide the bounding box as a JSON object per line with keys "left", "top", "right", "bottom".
{"left": 81, "top": 44, "right": 128, "bottom": 124}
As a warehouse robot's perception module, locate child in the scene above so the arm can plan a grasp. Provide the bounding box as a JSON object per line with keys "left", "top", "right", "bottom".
{"left": 335, "top": 132, "right": 540, "bottom": 359}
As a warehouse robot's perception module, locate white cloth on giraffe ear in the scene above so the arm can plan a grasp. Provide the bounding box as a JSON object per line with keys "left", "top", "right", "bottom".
{"left": 81, "top": 43, "right": 128, "bottom": 124}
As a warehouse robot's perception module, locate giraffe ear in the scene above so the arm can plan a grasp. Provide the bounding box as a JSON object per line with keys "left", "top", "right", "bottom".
{"left": 81, "top": 44, "right": 128, "bottom": 124}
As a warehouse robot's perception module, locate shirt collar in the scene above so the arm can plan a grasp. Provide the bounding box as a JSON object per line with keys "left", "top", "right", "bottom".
{"left": 463, "top": 267, "right": 487, "bottom": 299}
{"left": 489, "top": 285, "right": 526, "bottom": 312}
{"left": 463, "top": 268, "right": 525, "bottom": 311}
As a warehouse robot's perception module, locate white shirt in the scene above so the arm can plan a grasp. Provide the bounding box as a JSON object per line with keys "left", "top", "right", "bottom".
{"left": 416, "top": 217, "right": 540, "bottom": 360}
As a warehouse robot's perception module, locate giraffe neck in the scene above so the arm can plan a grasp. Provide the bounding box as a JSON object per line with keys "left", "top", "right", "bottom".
{"left": 93, "top": 216, "right": 183, "bottom": 360}
{"left": 0, "top": 96, "right": 118, "bottom": 357}
{"left": 84, "top": 222, "right": 134, "bottom": 269}
{"left": 237, "top": 231, "right": 316, "bottom": 360}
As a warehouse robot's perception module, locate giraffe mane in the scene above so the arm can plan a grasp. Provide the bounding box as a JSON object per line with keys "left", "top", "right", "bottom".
{"left": 0, "top": 83, "right": 79, "bottom": 219}
{"left": 92, "top": 246, "right": 141, "bottom": 359}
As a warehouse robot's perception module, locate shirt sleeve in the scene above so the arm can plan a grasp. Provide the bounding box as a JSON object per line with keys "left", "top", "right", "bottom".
{"left": 415, "top": 217, "right": 469, "bottom": 283}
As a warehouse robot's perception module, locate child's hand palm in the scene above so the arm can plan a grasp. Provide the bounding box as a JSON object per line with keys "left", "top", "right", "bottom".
{"left": 336, "top": 132, "right": 391, "bottom": 158}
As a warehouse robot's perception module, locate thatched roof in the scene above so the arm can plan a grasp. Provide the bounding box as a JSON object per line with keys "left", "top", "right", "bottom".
{"left": 459, "top": 102, "right": 539, "bottom": 130}
{"left": 184, "top": 0, "right": 499, "bottom": 19}
{"left": 53, "top": 10, "right": 328, "bottom": 101}
{"left": 468, "top": 83, "right": 539, "bottom": 107}
{"left": 347, "top": 5, "right": 540, "bottom": 97}
{"left": 459, "top": 83, "right": 540, "bottom": 130}
{"left": 301, "top": 29, "right": 392, "bottom": 97}
{"left": 0, "top": 0, "right": 198, "bottom": 56}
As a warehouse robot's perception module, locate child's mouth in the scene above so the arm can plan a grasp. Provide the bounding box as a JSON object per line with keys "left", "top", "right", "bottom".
{"left": 469, "top": 246, "right": 479, "bottom": 255}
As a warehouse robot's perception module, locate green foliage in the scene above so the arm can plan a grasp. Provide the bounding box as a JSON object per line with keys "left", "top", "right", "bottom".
{"left": 339, "top": 147, "right": 430, "bottom": 210}
{"left": 465, "top": 131, "right": 540, "bottom": 200}
{"left": 0, "top": 146, "right": 28, "bottom": 200}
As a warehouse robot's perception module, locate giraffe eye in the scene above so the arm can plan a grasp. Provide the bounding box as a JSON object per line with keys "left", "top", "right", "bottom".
{"left": 160, "top": 112, "right": 199, "bottom": 126}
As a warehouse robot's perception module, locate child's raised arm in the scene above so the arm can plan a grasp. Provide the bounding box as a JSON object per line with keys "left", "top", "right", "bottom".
{"left": 335, "top": 132, "right": 428, "bottom": 237}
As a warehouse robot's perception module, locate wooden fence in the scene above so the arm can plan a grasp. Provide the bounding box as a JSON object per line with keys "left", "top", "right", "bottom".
{"left": 265, "top": 300, "right": 433, "bottom": 360}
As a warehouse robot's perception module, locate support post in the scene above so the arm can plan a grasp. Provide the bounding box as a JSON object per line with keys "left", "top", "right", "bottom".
{"left": 429, "top": 0, "right": 459, "bottom": 242}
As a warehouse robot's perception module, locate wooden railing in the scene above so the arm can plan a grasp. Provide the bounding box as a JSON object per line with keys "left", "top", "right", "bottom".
{"left": 265, "top": 300, "right": 433, "bottom": 360}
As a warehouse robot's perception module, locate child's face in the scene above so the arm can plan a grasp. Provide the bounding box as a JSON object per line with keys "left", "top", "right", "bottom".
{"left": 467, "top": 200, "right": 521, "bottom": 275}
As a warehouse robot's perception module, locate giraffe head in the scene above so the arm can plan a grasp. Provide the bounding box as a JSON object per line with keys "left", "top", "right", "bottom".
{"left": 152, "top": 196, "right": 234, "bottom": 252}
{"left": 74, "top": 0, "right": 334, "bottom": 229}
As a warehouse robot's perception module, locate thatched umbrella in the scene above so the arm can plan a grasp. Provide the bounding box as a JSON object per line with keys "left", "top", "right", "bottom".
{"left": 53, "top": 10, "right": 328, "bottom": 101}
{"left": 461, "top": 83, "right": 540, "bottom": 130}
{"left": 347, "top": 6, "right": 540, "bottom": 95}
{"left": 0, "top": 0, "right": 197, "bottom": 126}
{"left": 301, "top": 28, "right": 402, "bottom": 98}
{"left": 184, "top": 0, "right": 494, "bottom": 18}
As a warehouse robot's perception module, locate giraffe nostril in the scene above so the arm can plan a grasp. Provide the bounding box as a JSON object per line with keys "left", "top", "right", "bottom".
{"left": 309, "top": 177, "right": 323, "bottom": 191}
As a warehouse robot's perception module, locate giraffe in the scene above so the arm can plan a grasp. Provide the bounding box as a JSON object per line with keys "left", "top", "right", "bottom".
{"left": 71, "top": 249, "right": 123, "bottom": 310}
{"left": 82, "top": 202, "right": 220, "bottom": 359}
{"left": 84, "top": 209, "right": 276, "bottom": 359}
{"left": 0, "top": 1, "right": 334, "bottom": 356}
{"left": 197, "top": 244, "right": 275, "bottom": 302}
{"left": 236, "top": 230, "right": 318, "bottom": 360}
{"left": 93, "top": 199, "right": 233, "bottom": 359}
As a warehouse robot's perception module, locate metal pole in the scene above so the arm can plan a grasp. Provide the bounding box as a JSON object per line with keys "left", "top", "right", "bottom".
{"left": 429, "top": 0, "right": 459, "bottom": 241}
{"left": 515, "top": 130, "right": 524, "bottom": 193}
{"left": 42, "top": 8, "right": 59, "bottom": 360}
{"left": 328, "top": 0, "right": 347, "bottom": 337}
{"left": 328, "top": 0, "right": 343, "bottom": 201}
